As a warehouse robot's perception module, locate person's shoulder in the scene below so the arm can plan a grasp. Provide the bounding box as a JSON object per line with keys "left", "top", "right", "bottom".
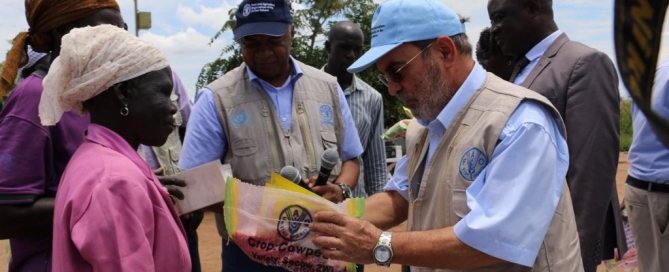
{"left": 295, "top": 60, "right": 338, "bottom": 83}
{"left": 68, "top": 145, "right": 150, "bottom": 194}
{"left": 358, "top": 80, "right": 384, "bottom": 107}
{"left": 207, "top": 65, "right": 247, "bottom": 91}
{"left": 560, "top": 38, "right": 612, "bottom": 63}
{"left": 2, "top": 75, "right": 43, "bottom": 124}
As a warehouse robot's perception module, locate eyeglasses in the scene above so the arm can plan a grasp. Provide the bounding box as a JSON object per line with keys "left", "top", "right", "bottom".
{"left": 378, "top": 42, "right": 434, "bottom": 87}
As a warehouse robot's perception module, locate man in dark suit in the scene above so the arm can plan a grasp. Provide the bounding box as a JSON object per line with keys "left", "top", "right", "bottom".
{"left": 487, "top": 0, "right": 626, "bottom": 271}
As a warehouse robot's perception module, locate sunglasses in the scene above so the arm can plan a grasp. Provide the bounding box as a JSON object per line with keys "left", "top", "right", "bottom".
{"left": 378, "top": 42, "right": 434, "bottom": 87}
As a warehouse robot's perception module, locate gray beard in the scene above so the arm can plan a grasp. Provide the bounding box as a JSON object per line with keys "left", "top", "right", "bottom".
{"left": 410, "top": 59, "right": 453, "bottom": 121}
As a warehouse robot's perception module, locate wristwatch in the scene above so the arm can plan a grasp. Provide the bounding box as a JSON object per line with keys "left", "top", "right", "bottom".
{"left": 337, "top": 182, "right": 353, "bottom": 199}
{"left": 372, "top": 231, "right": 393, "bottom": 267}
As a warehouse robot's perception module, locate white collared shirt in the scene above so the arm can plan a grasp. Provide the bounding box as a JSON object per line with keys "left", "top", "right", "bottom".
{"left": 513, "top": 30, "right": 563, "bottom": 84}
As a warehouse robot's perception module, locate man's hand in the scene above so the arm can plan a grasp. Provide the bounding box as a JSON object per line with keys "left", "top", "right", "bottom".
{"left": 157, "top": 176, "right": 186, "bottom": 201}
{"left": 310, "top": 210, "right": 382, "bottom": 264}
{"left": 307, "top": 177, "right": 343, "bottom": 203}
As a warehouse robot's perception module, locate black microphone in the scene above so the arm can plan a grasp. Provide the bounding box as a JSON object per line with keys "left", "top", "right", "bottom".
{"left": 315, "top": 149, "right": 340, "bottom": 186}
{"left": 280, "top": 165, "right": 310, "bottom": 190}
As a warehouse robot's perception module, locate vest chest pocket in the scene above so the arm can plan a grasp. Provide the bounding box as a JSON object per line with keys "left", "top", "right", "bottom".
{"left": 169, "top": 146, "right": 180, "bottom": 163}
{"left": 451, "top": 188, "right": 470, "bottom": 220}
{"left": 230, "top": 138, "right": 258, "bottom": 157}
{"left": 320, "top": 129, "right": 338, "bottom": 151}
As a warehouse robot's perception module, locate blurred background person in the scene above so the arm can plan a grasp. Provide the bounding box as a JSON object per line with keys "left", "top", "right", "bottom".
{"left": 323, "top": 21, "right": 387, "bottom": 198}
{"left": 625, "top": 57, "right": 669, "bottom": 272}
{"left": 475, "top": 27, "right": 513, "bottom": 81}
{"left": 0, "top": 1, "right": 124, "bottom": 271}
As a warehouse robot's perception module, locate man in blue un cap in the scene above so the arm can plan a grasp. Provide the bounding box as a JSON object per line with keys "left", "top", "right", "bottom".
{"left": 310, "top": 0, "right": 584, "bottom": 271}
{"left": 179, "top": 0, "right": 363, "bottom": 271}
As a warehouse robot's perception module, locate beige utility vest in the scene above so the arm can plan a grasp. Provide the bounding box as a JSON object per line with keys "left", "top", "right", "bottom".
{"left": 139, "top": 92, "right": 183, "bottom": 176}
{"left": 209, "top": 61, "right": 345, "bottom": 185}
{"left": 208, "top": 62, "right": 346, "bottom": 236}
{"left": 150, "top": 111, "right": 183, "bottom": 176}
{"left": 405, "top": 74, "right": 583, "bottom": 272}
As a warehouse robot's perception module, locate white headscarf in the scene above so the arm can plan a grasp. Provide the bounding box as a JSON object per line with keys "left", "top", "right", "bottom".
{"left": 39, "top": 24, "right": 169, "bottom": 126}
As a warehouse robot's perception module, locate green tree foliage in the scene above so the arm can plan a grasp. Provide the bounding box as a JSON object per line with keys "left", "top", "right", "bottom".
{"left": 620, "top": 99, "right": 633, "bottom": 151}
{"left": 196, "top": 0, "right": 407, "bottom": 127}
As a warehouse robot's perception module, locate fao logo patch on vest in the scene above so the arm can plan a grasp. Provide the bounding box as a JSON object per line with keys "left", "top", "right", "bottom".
{"left": 231, "top": 110, "right": 249, "bottom": 128}
{"left": 276, "top": 205, "right": 312, "bottom": 241}
{"left": 320, "top": 104, "right": 334, "bottom": 125}
{"left": 459, "top": 147, "right": 488, "bottom": 181}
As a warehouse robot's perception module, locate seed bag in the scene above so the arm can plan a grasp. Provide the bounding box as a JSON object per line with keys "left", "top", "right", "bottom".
{"left": 224, "top": 173, "right": 364, "bottom": 272}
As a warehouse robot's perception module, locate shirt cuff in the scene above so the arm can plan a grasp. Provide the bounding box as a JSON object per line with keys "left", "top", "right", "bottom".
{"left": 453, "top": 220, "right": 537, "bottom": 267}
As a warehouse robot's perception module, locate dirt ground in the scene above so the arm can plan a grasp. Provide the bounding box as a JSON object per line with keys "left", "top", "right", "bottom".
{"left": 0, "top": 153, "right": 634, "bottom": 272}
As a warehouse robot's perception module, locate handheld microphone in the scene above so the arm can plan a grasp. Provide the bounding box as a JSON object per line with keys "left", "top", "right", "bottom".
{"left": 280, "top": 166, "right": 310, "bottom": 190}
{"left": 315, "top": 149, "right": 340, "bottom": 186}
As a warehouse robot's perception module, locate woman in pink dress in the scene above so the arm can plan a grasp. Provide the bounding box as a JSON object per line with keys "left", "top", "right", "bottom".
{"left": 39, "top": 25, "right": 191, "bottom": 272}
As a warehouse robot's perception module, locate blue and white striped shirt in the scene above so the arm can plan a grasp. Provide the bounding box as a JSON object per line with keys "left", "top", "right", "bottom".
{"left": 340, "top": 73, "right": 388, "bottom": 196}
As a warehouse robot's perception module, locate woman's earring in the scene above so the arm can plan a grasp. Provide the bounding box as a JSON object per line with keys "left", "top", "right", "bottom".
{"left": 120, "top": 104, "right": 129, "bottom": 116}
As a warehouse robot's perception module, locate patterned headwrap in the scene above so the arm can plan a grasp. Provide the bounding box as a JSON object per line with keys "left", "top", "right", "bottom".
{"left": 0, "top": 0, "right": 120, "bottom": 99}
{"left": 39, "top": 25, "right": 169, "bottom": 126}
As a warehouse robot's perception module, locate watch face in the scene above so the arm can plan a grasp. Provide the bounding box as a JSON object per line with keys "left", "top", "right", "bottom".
{"left": 374, "top": 245, "right": 392, "bottom": 262}
{"left": 344, "top": 187, "right": 352, "bottom": 197}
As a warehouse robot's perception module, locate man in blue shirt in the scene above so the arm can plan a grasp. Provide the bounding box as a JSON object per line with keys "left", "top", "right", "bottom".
{"left": 179, "top": 0, "right": 363, "bottom": 271}
{"left": 309, "top": 0, "right": 582, "bottom": 271}
{"left": 625, "top": 58, "right": 669, "bottom": 272}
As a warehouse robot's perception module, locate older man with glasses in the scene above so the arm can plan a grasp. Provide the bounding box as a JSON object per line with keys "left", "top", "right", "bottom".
{"left": 309, "top": 0, "right": 583, "bottom": 271}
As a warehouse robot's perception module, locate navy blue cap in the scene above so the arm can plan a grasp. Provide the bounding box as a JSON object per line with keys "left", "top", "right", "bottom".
{"left": 234, "top": 0, "right": 292, "bottom": 40}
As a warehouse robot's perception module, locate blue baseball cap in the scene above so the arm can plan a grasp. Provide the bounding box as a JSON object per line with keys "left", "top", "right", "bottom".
{"left": 347, "top": 0, "right": 465, "bottom": 73}
{"left": 234, "top": 0, "right": 292, "bottom": 40}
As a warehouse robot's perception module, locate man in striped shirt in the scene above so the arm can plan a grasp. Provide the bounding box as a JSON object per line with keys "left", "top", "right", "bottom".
{"left": 324, "top": 21, "right": 388, "bottom": 197}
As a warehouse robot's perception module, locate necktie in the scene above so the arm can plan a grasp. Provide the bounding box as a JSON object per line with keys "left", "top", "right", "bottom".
{"left": 509, "top": 57, "right": 531, "bottom": 83}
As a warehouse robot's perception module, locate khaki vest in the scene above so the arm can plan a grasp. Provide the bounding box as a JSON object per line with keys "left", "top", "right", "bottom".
{"left": 139, "top": 95, "right": 184, "bottom": 176}
{"left": 150, "top": 111, "right": 183, "bottom": 176}
{"left": 208, "top": 61, "right": 346, "bottom": 235}
{"left": 405, "top": 74, "right": 583, "bottom": 272}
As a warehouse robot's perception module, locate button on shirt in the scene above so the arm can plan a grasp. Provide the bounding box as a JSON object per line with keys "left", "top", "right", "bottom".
{"left": 384, "top": 64, "right": 569, "bottom": 267}
{"left": 513, "top": 30, "right": 563, "bottom": 85}
{"left": 179, "top": 57, "right": 363, "bottom": 170}
{"left": 628, "top": 59, "right": 669, "bottom": 184}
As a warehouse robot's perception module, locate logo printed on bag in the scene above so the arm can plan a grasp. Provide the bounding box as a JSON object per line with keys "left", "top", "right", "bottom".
{"left": 320, "top": 104, "right": 334, "bottom": 125}
{"left": 459, "top": 147, "right": 487, "bottom": 181}
{"left": 277, "top": 205, "right": 312, "bottom": 241}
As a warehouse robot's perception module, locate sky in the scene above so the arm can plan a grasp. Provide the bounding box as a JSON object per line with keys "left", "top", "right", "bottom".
{"left": 1, "top": 0, "right": 668, "bottom": 99}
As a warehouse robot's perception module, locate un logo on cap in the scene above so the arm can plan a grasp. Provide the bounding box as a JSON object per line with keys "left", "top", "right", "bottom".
{"left": 459, "top": 147, "right": 487, "bottom": 181}
{"left": 242, "top": 4, "right": 251, "bottom": 17}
